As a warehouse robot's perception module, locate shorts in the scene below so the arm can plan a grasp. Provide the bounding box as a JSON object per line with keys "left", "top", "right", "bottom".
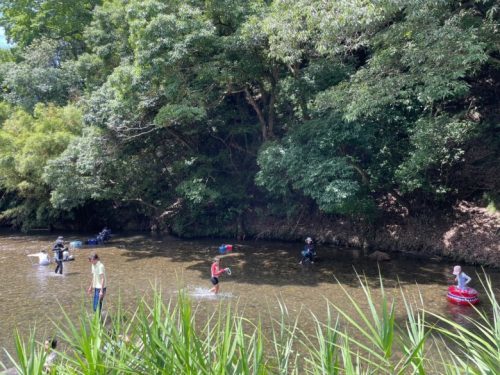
{"left": 211, "top": 277, "right": 219, "bottom": 285}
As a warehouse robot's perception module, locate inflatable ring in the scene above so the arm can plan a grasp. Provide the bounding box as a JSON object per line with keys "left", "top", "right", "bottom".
{"left": 447, "top": 285, "right": 479, "bottom": 305}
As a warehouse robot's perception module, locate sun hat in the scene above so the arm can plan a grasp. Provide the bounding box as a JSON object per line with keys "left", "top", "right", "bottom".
{"left": 452, "top": 265, "right": 461, "bottom": 275}
{"left": 305, "top": 237, "right": 313, "bottom": 243}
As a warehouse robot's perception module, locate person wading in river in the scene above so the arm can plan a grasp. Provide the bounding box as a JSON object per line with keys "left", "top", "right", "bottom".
{"left": 299, "top": 237, "right": 316, "bottom": 264}
{"left": 87, "top": 252, "right": 107, "bottom": 314}
{"left": 53, "top": 236, "right": 65, "bottom": 274}
{"left": 209, "top": 257, "right": 229, "bottom": 294}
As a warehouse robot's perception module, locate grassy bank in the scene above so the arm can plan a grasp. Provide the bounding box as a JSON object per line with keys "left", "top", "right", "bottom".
{"left": 2, "top": 275, "right": 498, "bottom": 374}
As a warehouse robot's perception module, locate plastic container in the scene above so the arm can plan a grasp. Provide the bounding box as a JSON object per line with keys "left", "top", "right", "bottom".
{"left": 218, "top": 245, "right": 227, "bottom": 254}
{"left": 70, "top": 240, "right": 82, "bottom": 249}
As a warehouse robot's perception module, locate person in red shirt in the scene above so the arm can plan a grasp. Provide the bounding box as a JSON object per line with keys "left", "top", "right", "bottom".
{"left": 209, "top": 257, "right": 229, "bottom": 294}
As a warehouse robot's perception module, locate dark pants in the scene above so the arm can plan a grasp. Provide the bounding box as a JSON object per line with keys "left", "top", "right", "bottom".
{"left": 93, "top": 287, "right": 107, "bottom": 312}
{"left": 54, "top": 260, "right": 63, "bottom": 274}
{"left": 300, "top": 251, "right": 315, "bottom": 263}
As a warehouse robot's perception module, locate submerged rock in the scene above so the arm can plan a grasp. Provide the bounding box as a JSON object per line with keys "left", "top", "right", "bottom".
{"left": 368, "top": 251, "right": 391, "bottom": 261}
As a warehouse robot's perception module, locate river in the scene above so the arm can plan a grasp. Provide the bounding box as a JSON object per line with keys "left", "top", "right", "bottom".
{"left": 0, "top": 231, "right": 498, "bottom": 366}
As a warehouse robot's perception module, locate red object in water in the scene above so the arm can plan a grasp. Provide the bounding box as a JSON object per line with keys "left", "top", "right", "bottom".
{"left": 447, "top": 285, "right": 479, "bottom": 305}
{"left": 225, "top": 244, "right": 233, "bottom": 252}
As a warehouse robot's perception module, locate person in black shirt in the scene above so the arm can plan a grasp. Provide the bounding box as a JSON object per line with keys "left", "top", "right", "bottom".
{"left": 53, "top": 236, "right": 65, "bottom": 274}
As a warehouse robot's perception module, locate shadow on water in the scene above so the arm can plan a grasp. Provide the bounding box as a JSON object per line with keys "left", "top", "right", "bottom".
{"left": 0, "top": 231, "right": 498, "bottom": 366}
{"left": 114, "top": 235, "right": 462, "bottom": 288}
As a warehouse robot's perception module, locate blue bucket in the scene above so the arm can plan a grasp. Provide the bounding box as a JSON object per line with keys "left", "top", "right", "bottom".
{"left": 218, "top": 245, "right": 227, "bottom": 254}
{"left": 87, "top": 238, "right": 98, "bottom": 245}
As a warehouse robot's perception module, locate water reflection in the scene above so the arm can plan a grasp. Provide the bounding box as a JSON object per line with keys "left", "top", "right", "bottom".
{"left": 446, "top": 303, "right": 479, "bottom": 329}
{"left": 0, "top": 231, "right": 498, "bottom": 366}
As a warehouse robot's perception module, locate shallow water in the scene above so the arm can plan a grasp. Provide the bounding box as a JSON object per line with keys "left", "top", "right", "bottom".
{"left": 0, "top": 231, "right": 498, "bottom": 365}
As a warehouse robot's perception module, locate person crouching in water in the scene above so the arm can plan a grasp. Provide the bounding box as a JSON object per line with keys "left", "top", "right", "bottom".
{"left": 209, "top": 257, "right": 229, "bottom": 294}
{"left": 299, "top": 237, "right": 316, "bottom": 264}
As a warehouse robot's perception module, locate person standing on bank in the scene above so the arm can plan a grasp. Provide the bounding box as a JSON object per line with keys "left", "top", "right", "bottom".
{"left": 53, "top": 236, "right": 64, "bottom": 274}
{"left": 87, "top": 252, "right": 107, "bottom": 313}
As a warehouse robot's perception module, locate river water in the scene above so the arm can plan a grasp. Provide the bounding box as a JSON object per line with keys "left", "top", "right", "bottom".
{"left": 0, "top": 231, "right": 498, "bottom": 365}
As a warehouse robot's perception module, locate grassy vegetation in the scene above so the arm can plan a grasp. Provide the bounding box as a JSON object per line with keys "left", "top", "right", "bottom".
{"left": 1, "top": 274, "right": 498, "bottom": 374}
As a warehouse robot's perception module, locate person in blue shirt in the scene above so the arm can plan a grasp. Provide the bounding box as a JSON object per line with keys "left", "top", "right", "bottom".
{"left": 452, "top": 265, "right": 471, "bottom": 290}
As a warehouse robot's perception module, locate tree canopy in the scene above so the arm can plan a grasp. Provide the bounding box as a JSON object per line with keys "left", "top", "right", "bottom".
{"left": 0, "top": 0, "right": 498, "bottom": 232}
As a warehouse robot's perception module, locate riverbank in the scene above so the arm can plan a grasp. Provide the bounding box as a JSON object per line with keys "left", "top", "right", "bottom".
{"left": 242, "top": 200, "right": 500, "bottom": 268}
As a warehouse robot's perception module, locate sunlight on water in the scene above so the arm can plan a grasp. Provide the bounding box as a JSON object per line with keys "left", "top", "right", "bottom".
{"left": 185, "top": 286, "right": 234, "bottom": 300}
{"left": 0, "top": 231, "right": 498, "bottom": 366}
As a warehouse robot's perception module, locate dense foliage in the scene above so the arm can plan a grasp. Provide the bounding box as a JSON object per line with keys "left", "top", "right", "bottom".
{"left": 0, "top": 0, "right": 498, "bottom": 233}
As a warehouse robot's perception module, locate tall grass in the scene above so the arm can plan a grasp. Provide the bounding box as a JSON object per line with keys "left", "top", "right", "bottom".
{"left": 1, "top": 330, "right": 47, "bottom": 375}
{"left": 429, "top": 273, "right": 500, "bottom": 375}
{"left": 2, "top": 274, "right": 498, "bottom": 374}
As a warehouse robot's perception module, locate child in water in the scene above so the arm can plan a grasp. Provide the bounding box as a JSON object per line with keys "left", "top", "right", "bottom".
{"left": 209, "top": 257, "right": 229, "bottom": 294}
{"left": 299, "top": 237, "right": 316, "bottom": 264}
{"left": 452, "top": 265, "right": 471, "bottom": 290}
{"left": 53, "top": 236, "right": 65, "bottom": 274}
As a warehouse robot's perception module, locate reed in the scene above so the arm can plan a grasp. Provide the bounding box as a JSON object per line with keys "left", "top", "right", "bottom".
{"left": 428, "top": 273, "right": 500, "bottom": 375}
{"left": 1, "top": 330, "right": 47, "bottom": 375}
{"left": 1, "top": 274, "right": 498, "bottom": 374}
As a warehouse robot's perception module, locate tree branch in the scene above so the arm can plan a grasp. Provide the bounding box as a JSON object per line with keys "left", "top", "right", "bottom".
{"left": 245, "top": 87, "right": 268, "bottom": 141}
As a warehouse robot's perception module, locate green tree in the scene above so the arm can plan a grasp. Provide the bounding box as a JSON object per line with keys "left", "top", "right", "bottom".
{"left": 0, "top": 38, "right": 81, "bottom": 110}
{"left": 0, "top": 103, "right": 82, "bottom": 229}
{"left": 257, "top": 0, "right": 498, "bottom": 212}
{"left": 0, "top": 0, "right": 102, "bottom": 51}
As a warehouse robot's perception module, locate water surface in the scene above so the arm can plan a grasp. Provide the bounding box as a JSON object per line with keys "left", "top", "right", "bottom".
{"left": 0, "top": 232, "right": 498, "bottom": 365}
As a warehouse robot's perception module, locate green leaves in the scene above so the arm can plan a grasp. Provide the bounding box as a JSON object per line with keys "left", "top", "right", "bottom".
{"left": 0, "top": 103, "right": 82, "bottom": 192}
{"left": 0, "top": 103, "right": 82, "bottom": 228}
{"left": 319, "top": 1, "right": 490, "bottom": 122}
{"left": 0, "top": 0, "right": 102, "bottom": 48}
{"left": 396, "top": 115, "right": 477, "bottom": 194}
{"left": 0, "top": 38, "right": 82, "bottom": 110}
{"left": 1, "top": 0, "right": 499, "bottom": 230}
{"left": 154, "top": 104, "right": 206, "bottom": 127}
{"left": 256, "top": 116, "right": 377, "bottom": 215}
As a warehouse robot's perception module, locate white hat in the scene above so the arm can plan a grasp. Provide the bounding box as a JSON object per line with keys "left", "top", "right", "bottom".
{"left": 305, "top": 237, "right": 313, "bottom": 243}
{"left": 452, "top": 265, "right": 461, "bottom": 275}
